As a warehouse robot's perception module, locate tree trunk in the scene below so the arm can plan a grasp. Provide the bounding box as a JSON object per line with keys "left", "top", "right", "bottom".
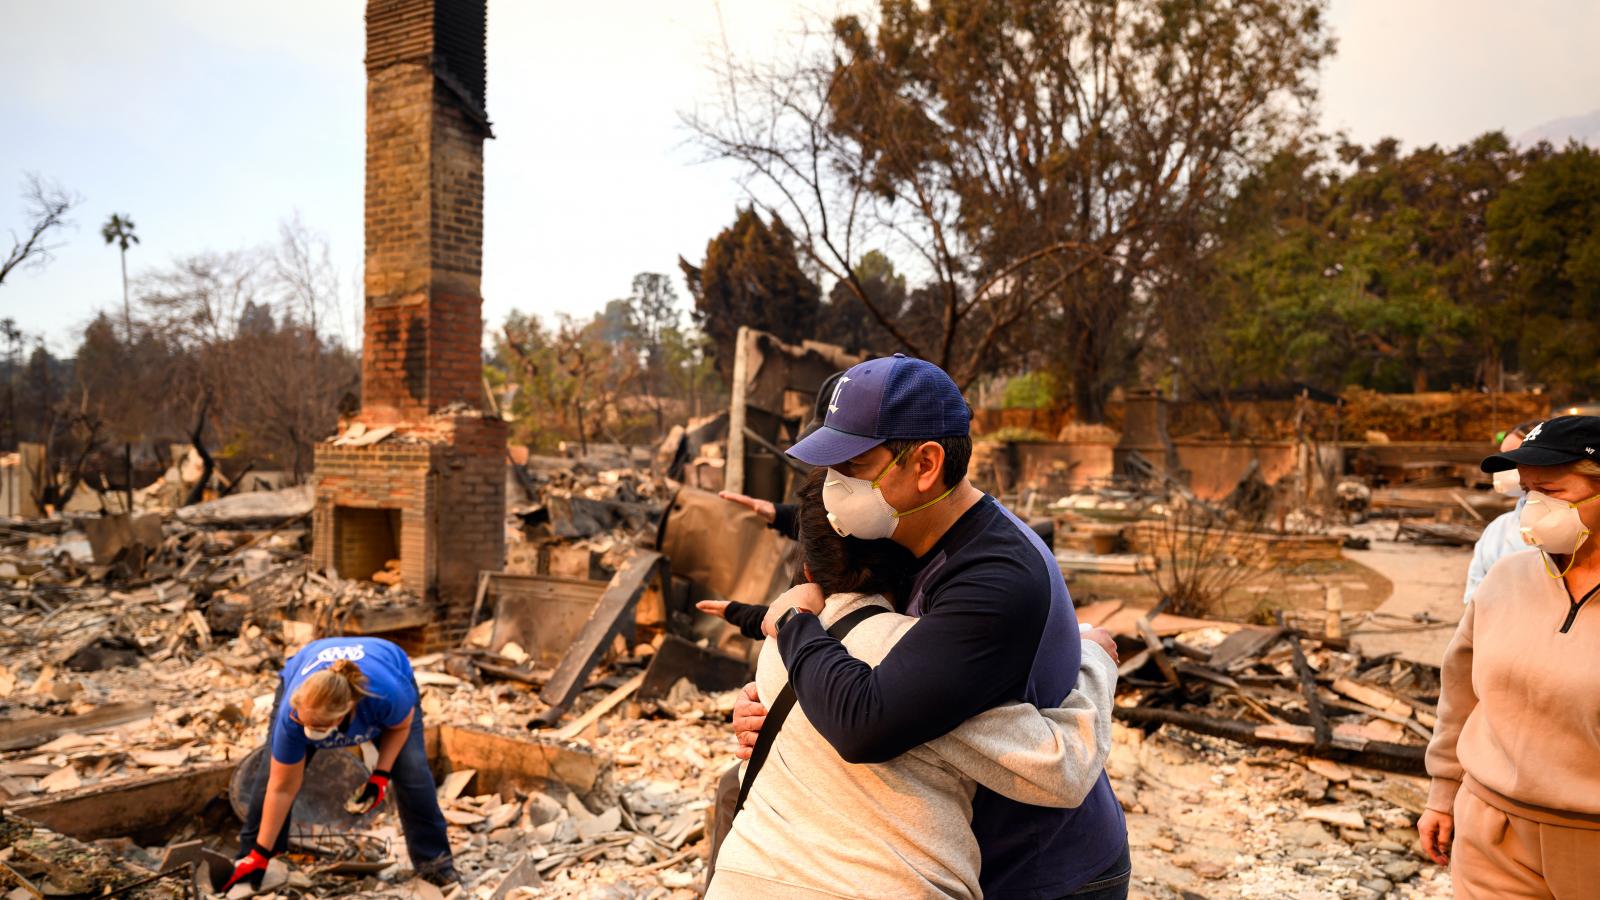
{"left": 120, "top": 247, "right": 131, "bottom": 340}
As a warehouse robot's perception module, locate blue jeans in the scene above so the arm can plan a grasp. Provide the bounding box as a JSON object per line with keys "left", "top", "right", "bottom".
{"left": 238, "top": 683, "right": 454, "bottom": 874}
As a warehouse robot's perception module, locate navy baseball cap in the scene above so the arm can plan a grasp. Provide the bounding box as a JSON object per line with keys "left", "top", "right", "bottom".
{"left": 788, "top": 354, "right": 971, "bottom": 467}
{"left": 1481, "top": 415, "right": 1600, "bottom": 472}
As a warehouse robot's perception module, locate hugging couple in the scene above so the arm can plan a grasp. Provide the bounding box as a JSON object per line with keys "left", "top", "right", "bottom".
{"left": 702, "top": 355, "right": 1131, "bottom": 899}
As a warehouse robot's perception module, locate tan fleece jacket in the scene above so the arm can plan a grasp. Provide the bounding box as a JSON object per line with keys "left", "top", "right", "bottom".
{"left": 706, "top": 593, "right": 1118, "bottom": 900}
{"left": 1426, "top": 548, "right": 1600, "bottom": 827}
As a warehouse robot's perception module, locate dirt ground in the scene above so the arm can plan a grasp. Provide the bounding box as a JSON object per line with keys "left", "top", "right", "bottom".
{"left": 1069, "top": 556, "right": 1395, "bottom": 624}
{"left": 1345, "top": 543, "right": 1469, "bottom": 667}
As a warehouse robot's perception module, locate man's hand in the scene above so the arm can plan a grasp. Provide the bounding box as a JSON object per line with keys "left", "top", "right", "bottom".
{"left": 1417, "top": 809, "right": 1453, "bottom": 865}
{"left": 345, "top": 770, "right": 390, "bottom": 815}
{"left": 732, "top": 681, "right": 766, "bottom": 760}
{"left": 762, "top": 583, "right": 825, "bottom": 638}
{"left": 719, "top": 491, "right": 776, "bottom": 524}
{"left": 221, "top": 844, "right": 273, "bottom": 893}
{"left": 1083, "top": 627, "right": 1119, "bottom": 664}
{"left": 695, "top": 599, "right": 731, "bottom": 620}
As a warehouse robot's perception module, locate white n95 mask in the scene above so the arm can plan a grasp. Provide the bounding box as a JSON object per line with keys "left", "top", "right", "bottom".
{"left": 1519, "top": 490, "right": 1599, "bottom": 576}
{"left": 821, "top": 446, "right": 958, "bottom": 540}
{"left": 303, "top": 725, "right": 335, "bottom": 741}
{"left": 1492, "top": 469, "right": 1523, "bottom": 497}
{"left": 822, "top": 469, "right": 901, "bottom": 540}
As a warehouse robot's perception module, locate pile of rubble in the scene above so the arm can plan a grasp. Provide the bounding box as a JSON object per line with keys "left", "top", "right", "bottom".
{"left": 1111, "top": 609, "right": 1437, "bottom": 774}
{"left": 1084, "top": 601, "right": 1449, "bottom": 898}
{"left": 1113, "top": 723, "right": 1449, "bottom": 898}
{"left": 506, "top": 458, "right": 672, "bottom": 579}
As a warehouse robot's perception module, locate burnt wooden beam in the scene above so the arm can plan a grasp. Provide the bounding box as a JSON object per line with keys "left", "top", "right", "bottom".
{"left": 1113, "top": 706, "right": 1426, "bottom": 774}
{"left": 638, "top": 635, "right": 752, "bottom": 701}
{"left": 0, "top": 702, "right": 156, "bottom": 753}
{"left": 1136, "top": 617, "right": 1181, "bottom": 688}
{"left": 10, "top": 761, "right": 236, "bottom": 845}
{"left": 1287, "top": 634, "right": 1332, "bottom": 753}
{"left": 537, "top": 550, "right": 668, "bottom": 715}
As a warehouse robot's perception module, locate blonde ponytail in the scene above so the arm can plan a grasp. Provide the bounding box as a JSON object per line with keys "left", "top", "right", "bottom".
{"left": 292, "top": 658, "right": 373, "bottom": 718}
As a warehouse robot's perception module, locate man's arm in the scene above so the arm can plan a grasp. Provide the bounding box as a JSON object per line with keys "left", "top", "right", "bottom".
{"left": 776, "top": 579, "right": 1047, "bottom": 764}
{"left": 927, "top": 640, "right": 1116, "bottom": 808}
{"left": 1463, "top": 529, "right": 1496, "bottom": 604}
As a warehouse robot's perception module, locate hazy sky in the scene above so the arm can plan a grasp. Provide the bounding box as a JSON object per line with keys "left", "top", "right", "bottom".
{"left": 3, "top": 0, "right": 1598, "bottom": 355}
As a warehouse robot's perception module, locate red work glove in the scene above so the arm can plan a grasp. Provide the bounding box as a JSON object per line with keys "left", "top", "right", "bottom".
{"left": 221, "top": 844, "right": 273, "bottom": 893}
{"left": 345, "top": 769, "right": 391, "bottom": 815}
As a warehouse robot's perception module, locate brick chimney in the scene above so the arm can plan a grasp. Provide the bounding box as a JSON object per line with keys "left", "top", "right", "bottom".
{"left": 311, "top": 0, "right": 505, "bottom": 650}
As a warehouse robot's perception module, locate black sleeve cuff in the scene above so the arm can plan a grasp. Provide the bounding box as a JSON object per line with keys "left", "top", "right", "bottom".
{"left": 775, "top": 609, "right": 830, "bottom": 667}
{"left": 723, "top": 601, "right": 769, "bottom": 640}
{"left": 770, "top": 503, "right": 799, "bottom": 540}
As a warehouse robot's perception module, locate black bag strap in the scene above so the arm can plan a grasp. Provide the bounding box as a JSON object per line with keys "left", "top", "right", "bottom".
{"left": 734, "top": 604, "right": 888, "bottom": 814}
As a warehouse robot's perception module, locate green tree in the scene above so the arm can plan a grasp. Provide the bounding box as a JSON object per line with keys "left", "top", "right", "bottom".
{"left": 620, "top": 272, "right": 684, "bottom": 436}
{"left": 1488, "top": 143, "right": 1600, "bottom": 400}
{"left": 679, "top": 207, "right": 819, "bottom": 374}
{"left": 1180, "top": 134, "right": 1527, "bottom": 411}
{"left": 815, "top": 250, "right": 906, "bottom": 355}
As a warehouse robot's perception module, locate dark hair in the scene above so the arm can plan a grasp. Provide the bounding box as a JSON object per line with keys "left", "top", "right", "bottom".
{"left": 882, "top": 435, "right": 972, "bottom": 489}
{"left": 797, "top": 470, "right": 914, "bottom": 600}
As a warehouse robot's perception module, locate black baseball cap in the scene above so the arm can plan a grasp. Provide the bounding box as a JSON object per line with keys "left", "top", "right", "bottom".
{"left": 1481, "top": 415, "right": 1600, "bottom": 472}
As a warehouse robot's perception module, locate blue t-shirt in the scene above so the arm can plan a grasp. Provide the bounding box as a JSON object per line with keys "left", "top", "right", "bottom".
{"left": 270, "top": 637, "right": 418, "bottom": 765}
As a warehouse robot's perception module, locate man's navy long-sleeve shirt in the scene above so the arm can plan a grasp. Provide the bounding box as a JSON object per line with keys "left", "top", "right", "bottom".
{"left": 776, "top": 494, "right": 1126, "bottom": 898}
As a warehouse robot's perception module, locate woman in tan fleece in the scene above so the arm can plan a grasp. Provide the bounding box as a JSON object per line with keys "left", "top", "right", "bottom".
{"left": 1421, "top": 414, "right": 1600, "bottom": 898}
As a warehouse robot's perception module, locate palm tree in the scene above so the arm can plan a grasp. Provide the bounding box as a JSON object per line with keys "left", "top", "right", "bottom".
{"left": 101, "top": 214, "right": 139, "bottom": 338}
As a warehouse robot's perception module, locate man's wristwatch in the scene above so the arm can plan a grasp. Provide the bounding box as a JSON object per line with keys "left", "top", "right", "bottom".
{"left": 775, "top": 607, "right": 815, "bottom": 632}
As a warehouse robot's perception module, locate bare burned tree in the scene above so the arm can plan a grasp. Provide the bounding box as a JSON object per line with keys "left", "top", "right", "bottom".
{"left": 688, "top": 22, "right": 1116, "bottom": 387}
{"left": 1, "top": 174, "right": 79, "bottom": 287}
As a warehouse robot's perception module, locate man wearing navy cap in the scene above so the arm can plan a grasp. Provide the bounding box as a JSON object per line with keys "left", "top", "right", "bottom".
{"left": 742, "top": 354, "right": 1130, "bottom": 898}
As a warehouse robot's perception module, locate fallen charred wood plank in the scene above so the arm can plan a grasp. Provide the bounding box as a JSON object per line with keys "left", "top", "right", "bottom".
{"left": 638, "top": 635, "right": 751, "bottom": 700}
{"left": 473, "top": 660, "right": 542, "bottom": 686}
{"left": 1208, "top": 626, "right": 1285, "bottom": 670}
{"left": 555, "top": 672, "right": 646, "bottom": 741}
{"left": 1113, "top": 706, "right": 1426, "bottom": 774}
{"left": 1136, "top": 617, "right": 1181, "bottom": 688}
{"left": 1316, "top": 691, "right": 1433, "bottom": 742}
{"left": 1172, "top": 661, "right": 1240, "bottom": 690}
{"left": 10, "top": 761, "right": 236, "bottom": 844}
{"left": 537, "top": 551, "right": 668, "bottom": 717}
{"left": 0, "top": 701, "right": 157, "bottom": 752}
{"left": 1329, "top": 676, "right": 1414, "bottom": 718}
{"left": 1286, "top": 631, "right": 1332, "bottom": 753}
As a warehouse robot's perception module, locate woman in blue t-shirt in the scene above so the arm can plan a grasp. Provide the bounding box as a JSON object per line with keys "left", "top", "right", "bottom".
{"left": 222, "top": 637, "right": 456, "bottom": 893}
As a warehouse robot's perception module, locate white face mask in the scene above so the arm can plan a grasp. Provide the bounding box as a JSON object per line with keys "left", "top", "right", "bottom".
{"left": 821, "top": 447, "right": 958, "bottom": 541}
{"left": 1519, "top": 490, "right": 1599, "bottom": 564}
{"left": 823, "top": 469, "right": 902, "bottom": 540}
{"left": 303, "top": 724, "right": 336, "bottom": 741}
{"left": 1492, "top": 469, "right": 1524, "bottom": 497}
